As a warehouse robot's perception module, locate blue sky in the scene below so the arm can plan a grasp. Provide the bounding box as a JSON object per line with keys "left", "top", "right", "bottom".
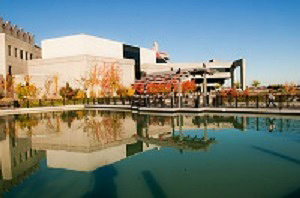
{"left": 0, "top": 0, "right": 299, "bottom": 85}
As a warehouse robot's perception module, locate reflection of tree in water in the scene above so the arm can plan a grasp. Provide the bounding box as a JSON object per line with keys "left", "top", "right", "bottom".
{"left": 192, "top": 115, "right": 236, "bottom": 127}
{"left": 83, "top": 113, "right": 125, "bottom": 143}
{"left": 43, "top": 113, "right": 56, "bottom": 131}
{"left": 149, "top": 116, "right": 171, "bottom": 126}
{"left": 60, "top": 111, "right": 79, "bottom": 128}
{"left": 15, "top": 114, "right": 39, "bottom": 135}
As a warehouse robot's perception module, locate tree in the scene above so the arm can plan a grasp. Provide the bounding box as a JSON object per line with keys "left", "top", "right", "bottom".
{"left": 252, "top": 80, "right": 261, "bottom": 88}
{"left": 75, "top": 89, "right": 86, "bottom": 99}
{"left": 15, "top": 75, "right": 39, "bottom": 99}
{"left": 53, "top": 74, "right": 59, "bottom": 98}
{"left": 99, "top": 62, "right": 122, "bottom": 96}
{"left": 43, "top": 76, "right": 53, "bottom": 99}
{"left": 284, "top": 82, "right": 297, "bottom": 95}
{"left": 77, "top": 62, "right": 124, "bottom": 98}
{"left": 215, "top": 83, "right": 221, "bottom": 90}
{"left": 59, "top": 82, "right": 76, "bottom": 99}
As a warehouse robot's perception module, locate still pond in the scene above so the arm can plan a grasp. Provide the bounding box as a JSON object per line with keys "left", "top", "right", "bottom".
{"left": 1, "top": 110, "right": 300, "bottom": 198}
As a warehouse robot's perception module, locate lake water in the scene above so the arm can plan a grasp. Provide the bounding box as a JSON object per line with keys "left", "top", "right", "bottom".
{"left": 1, "top": 110, "right": 300, "bottom": 198}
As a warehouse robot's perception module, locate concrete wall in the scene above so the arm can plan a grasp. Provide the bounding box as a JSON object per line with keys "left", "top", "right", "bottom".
{"left": 21, "top": 55, "right": 135, "bottom": 97}
{"left": 140, "top": 47, "right": 156, "bottom": 65}
{"left": 5, "top": 34, "right": 41, "bottom": 75}
{"left": 42, "top": 34, "right": 123, "bottom": 59}
{"left": 0, "top": 34, "right": 5, "bottom": 75}
{"left": 141, "top": 61, "right": 233, "bottom": 74}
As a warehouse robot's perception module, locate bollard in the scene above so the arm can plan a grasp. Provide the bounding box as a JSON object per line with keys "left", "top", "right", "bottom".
{"left": 121, "top": 96, "right": 125, "bottom": 105}
{"left": 279, "top": 95, "right": 282, "bottom": 109}
{"left": 220, "top": 95, "right": 223, "bottom": 107}
{"left": 27, "top": 100, "right": 30, "bottom": 108}
{"left": 235, "top": 96, "right": 238, "bottom": 108}
{"left": 206, "top": 95, "right": 209, "bottom": 107}
{"left": 256, "top": 95, "right": 259, "bottom": 108}
{"left": 114, "top": 97, "right": 117, "bottom": 105}
{"left": 39, "top": 99, "right": 42, "bottom": 107}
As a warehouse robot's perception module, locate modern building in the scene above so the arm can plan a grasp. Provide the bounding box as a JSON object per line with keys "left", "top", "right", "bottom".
{"left": 1, "top": 17, "right": 246, "bottom": 96}
{"left": 18, "top": 34, "right": 159, "bottom": 97}
{"left": 142, "top": 58, "right": 246, "bottom": 90}
{"left": 0, "top": 18, "right": 41, "bottom": 76}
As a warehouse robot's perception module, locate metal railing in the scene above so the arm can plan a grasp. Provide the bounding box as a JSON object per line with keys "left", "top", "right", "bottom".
{"left": 2, "top": 94, "right": 300, "bottom": 109}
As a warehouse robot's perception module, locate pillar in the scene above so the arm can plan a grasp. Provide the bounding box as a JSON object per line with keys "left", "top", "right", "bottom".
{"left": 240, "top": 58, "right": 246, "bottom": 90}
{"left": 230, "top": 67, "right": 235, "bottom": 88}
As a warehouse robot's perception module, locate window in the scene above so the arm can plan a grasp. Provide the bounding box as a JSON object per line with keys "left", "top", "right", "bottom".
{"left": 8, "top": 66, "right": 12, "bottom": 75}
{"left": 8, "top": 45, "right": 12, "bottom": 56}
{"left": 20, "top": 50, "right": 23, "bottom": 59}
{"left": 15, "top": 48, "right": 18, "bottom": 57}
{"left": 30, "top": 53, "right": 33, "bottom": 60}
{"left": 123, "top": 44, "right": 141, "bottom": 80}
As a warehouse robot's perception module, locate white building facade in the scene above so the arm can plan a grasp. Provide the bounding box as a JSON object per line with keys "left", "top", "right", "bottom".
{"left": 19, "top": 34, "right": 157, "bottom": 97}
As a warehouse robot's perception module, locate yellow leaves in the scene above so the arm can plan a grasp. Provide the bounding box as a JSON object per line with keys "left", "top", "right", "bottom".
{"left": 126, "top": 88, "right": 135, "bottom": 96}
{"left": 15, "top": 82, "right": 39, "bottom": 99}
{"left": 284, "top": 82, "right": 297, "bottom": 95}
{"left": 75, "top": 90, "right": 86, "bottom": 99}
{"left": 76, "top": 61, "right": 124, "bottom": 97}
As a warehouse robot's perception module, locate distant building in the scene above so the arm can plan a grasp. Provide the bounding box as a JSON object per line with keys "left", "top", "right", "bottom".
{"left": 19, "top": 34, "right": 158, "bottom": 96}
{"left": 142, "top": 58, "right": 246, "bottom": 90}
{"left": 0, "top": 17, "right": 246, "bottom": 95}
{"left": 0, "top": 18, "right": 41, "bottom": 76}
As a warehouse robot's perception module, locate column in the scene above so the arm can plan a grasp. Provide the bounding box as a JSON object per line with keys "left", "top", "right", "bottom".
{"left": 240, "top": 58, "right": 246, "bottom": 90}
{"left": 230, "top": 67, "right": 235, "bottom": 88}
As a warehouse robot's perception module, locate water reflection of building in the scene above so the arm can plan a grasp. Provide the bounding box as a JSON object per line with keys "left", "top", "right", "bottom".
{"left": 0, "top": 116, "right": 45, "bottom": 195}
{"left": 138, "top": 113, "right": 247, "bottom": 136}
{"left": 15, "top": 111, "right": 157, "bottom": 172}
{"left": 46, "top": 142, "right": 157, "bottom": 172}
{"left": 7, "top": 111, "right": 294, "bottom": 175}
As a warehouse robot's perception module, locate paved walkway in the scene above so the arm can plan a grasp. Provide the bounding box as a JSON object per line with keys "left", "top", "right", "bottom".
{"left": 0, "top": 105, "right": 84, "bottom": 116}
{"left": 0, "top": 104, "right": 299, "bottom": 116}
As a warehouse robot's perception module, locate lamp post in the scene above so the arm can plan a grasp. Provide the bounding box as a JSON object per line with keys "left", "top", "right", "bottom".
{"left": 203, "top": 63, "right": 208, "bottom": 106}
{"left": 178, "top": 77, "right": 182, "bottom": 108}
{"left": 177, "top": 73, "right": 190, "bottom": 109}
